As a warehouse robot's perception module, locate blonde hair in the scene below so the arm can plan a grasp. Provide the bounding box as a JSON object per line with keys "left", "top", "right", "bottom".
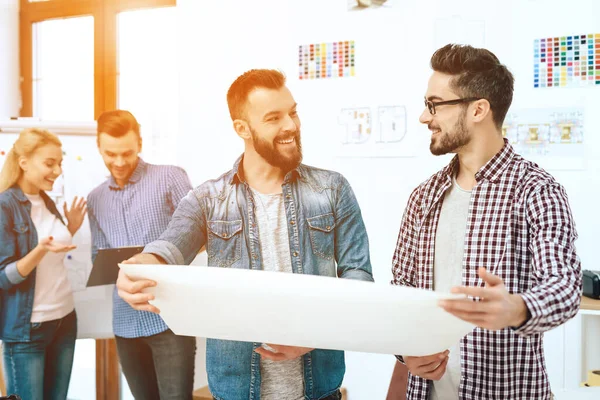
{"left": 0, "top": 128, "right": 62, "bottom": 193}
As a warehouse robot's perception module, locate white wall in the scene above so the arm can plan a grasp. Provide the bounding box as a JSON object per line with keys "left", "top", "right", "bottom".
{"left": 178, "top": 0, "right": 600, "bottom": 399}
{"left": 0, "top": 0, "right": 19, "bottom": 118}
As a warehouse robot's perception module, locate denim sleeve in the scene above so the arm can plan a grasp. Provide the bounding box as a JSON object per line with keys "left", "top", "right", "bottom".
{"left": 88, "top": 202, "right": 111, "bottom": 264}
{"left": 144, "top": 190, "right": 207, "bottom": 266}
{"left": 334, "top": 175, "right": 374, "bottom": 282}
{"left": 0, "top": 203, "right": 26, "bottom": 289}
{"left": 168, "top": 166, "right": 193, "bottom": 212}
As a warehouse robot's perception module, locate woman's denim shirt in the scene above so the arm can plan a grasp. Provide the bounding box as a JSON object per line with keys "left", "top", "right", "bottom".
{"left": 0, "top": 186, "right": 65, "bottom": 341}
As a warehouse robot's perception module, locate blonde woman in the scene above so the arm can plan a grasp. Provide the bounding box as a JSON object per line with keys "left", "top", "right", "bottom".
{"left": 0, "top": 128, "right": 86, "bottom": 400}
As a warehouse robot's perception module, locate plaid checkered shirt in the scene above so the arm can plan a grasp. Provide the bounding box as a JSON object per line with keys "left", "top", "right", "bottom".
{"left": 392, "top": 140, "right": 582, "bottom": 400}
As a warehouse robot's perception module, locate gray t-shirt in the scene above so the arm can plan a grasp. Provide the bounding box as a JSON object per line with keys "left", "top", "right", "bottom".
{"left": 252, "top": 188, "right": 305, "bottom": 400}
{"left": 430, "top": 177, "right": 471, "bottom": 400}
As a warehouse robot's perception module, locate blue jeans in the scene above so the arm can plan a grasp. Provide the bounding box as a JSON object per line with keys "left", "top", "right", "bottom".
{"left": 2, "top": 310, "right": 77, "bottom": 400}
{"left": 116, "top": 329, "right": 196, "bottom": 400}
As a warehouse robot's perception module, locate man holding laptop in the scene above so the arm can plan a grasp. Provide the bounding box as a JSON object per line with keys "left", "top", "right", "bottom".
{"left": 87, "top": 110, "right": 196, "bottom": 400}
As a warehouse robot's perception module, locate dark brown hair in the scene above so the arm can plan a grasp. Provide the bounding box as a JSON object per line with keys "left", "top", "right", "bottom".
{"left": 97, "top": 110, "right": 141, "bottom": 141}
{"left": 226, "top": 69, "right": 286, "bottom": 120}
{"left": 431, "top": 44, "right": 514, "bottom": 128}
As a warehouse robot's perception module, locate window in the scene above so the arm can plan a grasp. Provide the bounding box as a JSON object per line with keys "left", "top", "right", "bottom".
{"left": 32, "top": 15, "right": 94, "bottom": 120}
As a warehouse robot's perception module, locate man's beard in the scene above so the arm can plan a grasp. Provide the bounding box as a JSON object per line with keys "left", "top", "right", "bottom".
{"left": 250, "top": 127, "right": 303, "bottom": 172}
{"left": 429, "top": 110, "right": 470, "bottom": 156}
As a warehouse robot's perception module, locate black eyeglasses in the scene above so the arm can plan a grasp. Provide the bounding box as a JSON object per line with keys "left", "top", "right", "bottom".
{"left": 424, "top": 97, "right": 481, "bottom": 115}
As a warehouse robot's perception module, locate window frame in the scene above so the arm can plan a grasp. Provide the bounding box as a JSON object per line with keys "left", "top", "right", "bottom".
{"left": 20, "top": 0, "right": 175, "bottom": 119}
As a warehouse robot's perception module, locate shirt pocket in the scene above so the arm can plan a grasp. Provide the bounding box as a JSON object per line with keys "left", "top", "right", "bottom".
{"left": 207, "top": 220, "right": 243, "bottom": 268}
{"left": 306, "top": 213, "right": 336, "bottom": 260}
{"left": 12, "top": 223, "right": 30, "bottom": 235}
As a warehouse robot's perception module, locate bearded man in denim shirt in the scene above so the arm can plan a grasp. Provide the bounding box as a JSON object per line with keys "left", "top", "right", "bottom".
{"left": 116, "top": 69, "right": 373, "bottom": 400}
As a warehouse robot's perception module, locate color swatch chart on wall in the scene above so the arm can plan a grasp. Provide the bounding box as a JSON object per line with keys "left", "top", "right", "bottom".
{"left": 534, "top": 34, "right": 600, "bottom": 88}
{"left": 298, "top": 41, "right": 355, "bottom": 80}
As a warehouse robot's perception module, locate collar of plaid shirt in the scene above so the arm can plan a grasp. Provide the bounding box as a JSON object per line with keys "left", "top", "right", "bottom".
{"left": 448, "top": 139, "right": 515, "bottom": 183}
{"left": 421, "top": 140, "right": 516, "bottom": 222}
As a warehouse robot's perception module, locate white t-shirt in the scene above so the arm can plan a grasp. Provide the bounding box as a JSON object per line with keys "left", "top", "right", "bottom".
{"left": 430, "top": 177, "right": 471, "bottom": 400}
{"left": 251, "top": 188, "right": 305, "bottom": 400}
{"left": 25, "top": 193, "right": 75, "bottom": 323}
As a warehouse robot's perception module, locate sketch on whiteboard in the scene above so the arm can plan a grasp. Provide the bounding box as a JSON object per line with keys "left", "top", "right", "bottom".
{"left": 339, "top": 107, "right": 372, "bottom": 145}
{"left": 502, "top": 108, "right": 585, "bottom": 170}
{"left": 337, "top": 105, "right": 411, "bottom": 157}
{"left": 377, "top": 106, "right": 407, "bottom": 144}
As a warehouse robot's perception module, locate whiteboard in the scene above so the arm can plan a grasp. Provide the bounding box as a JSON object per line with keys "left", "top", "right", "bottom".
{"left": 0, "top": 120, "right": 114, "bottom": 339}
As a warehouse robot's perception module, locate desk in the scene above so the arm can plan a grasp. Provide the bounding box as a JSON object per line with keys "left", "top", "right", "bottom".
{"left": 580, "top": 296, "right": 600, "bottom": 312}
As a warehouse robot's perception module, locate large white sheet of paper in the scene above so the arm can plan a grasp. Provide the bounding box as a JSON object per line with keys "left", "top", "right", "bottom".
{"left": 120, "top": 264, "right": 475, "bottom": 356}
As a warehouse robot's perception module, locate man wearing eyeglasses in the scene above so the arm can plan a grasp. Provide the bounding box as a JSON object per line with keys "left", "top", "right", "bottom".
{"left": 391, "top": 44, "right": 581, "bottom": 400}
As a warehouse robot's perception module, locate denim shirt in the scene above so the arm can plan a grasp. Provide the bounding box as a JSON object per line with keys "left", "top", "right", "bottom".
{"left": 144, "top": 156, "right": 373, "bottom": 400}
{"left": 0, "top": 186, "right": 66, "bottom": 342}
